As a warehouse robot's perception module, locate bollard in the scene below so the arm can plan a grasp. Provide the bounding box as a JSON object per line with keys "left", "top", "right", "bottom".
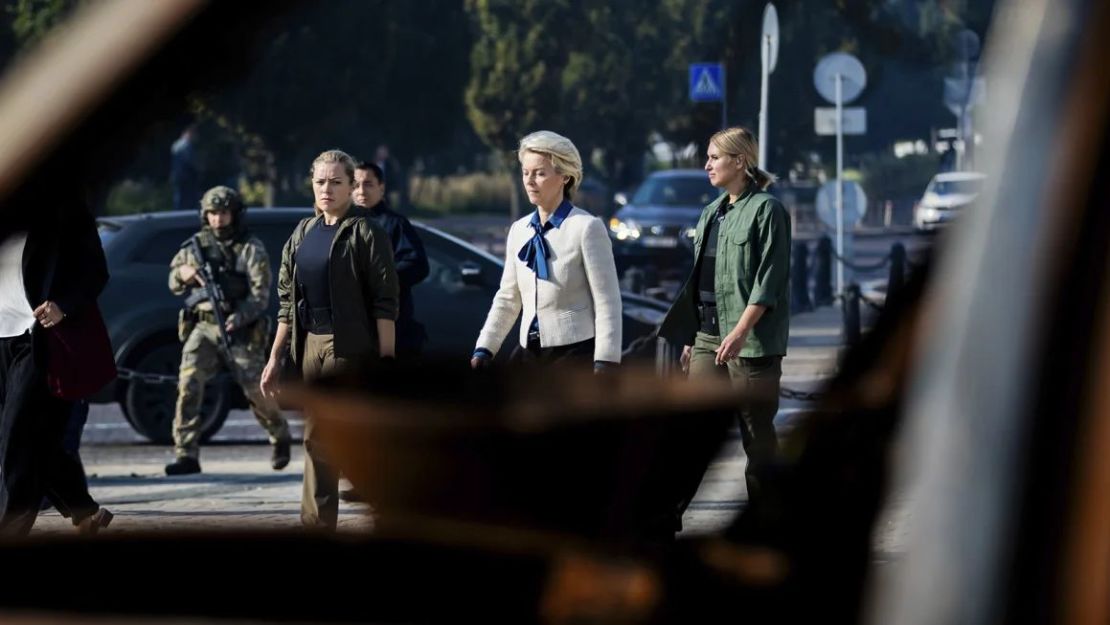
{"left": 842, "top": 283, "right": 862, "bottom": 347}
{"left": 791, "top": 241, "right": 813, "bottom": 313}
{"left": 814, "top": 236, "right": 834, "bottom": 306}
{"left": 655, "top": 336, "right": 675, "bottom": 376}
{"left": 887, "top": 242, "right": 906, "bottom": 305}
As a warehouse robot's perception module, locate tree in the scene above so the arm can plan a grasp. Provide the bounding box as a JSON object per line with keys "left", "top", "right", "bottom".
{"left": 195, "top": 0, "right": 471, "bottom": 206}
{"left": 464, "top": 0, "right": 578, "bottom": 219}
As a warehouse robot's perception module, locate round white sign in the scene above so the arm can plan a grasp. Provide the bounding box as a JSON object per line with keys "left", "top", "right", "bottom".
{"left": 762, "top": 4, "right": 779, "bottom": 74}
{"left": 816, "top": 180, "right": 867, "bottom": 228}
{"left": 813, "top": 52, "right": 867, "bottom": 104}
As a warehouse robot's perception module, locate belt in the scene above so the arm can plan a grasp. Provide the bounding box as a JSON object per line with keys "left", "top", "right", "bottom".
{"left": 301, "top": 306, "right": 334, "bottom": 334}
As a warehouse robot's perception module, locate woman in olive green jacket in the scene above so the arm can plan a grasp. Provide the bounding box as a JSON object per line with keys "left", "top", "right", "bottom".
{"left": 260, "top": 148, "right": 399, "bottom": 530}
{"left": 659, "top": 126, "right": 790, "bottom": 523}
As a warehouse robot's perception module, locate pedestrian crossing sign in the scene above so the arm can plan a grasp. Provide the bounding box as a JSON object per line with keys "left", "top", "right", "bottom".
{"left": 689, "top": 63, "right": 724, "bottom": 102}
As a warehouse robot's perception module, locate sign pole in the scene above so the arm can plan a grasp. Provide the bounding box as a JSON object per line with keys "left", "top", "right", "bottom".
{"left": 835, "top": 72, "right": 845, "bottom": 296}
{"left": 759, "top": 36, "right": 770, "bottom": 168}
{"left": 758, "top": 3, "right": 779, "bottom": 168}
{"left": 721, "top": 65, "right": 727, "bottom": 130}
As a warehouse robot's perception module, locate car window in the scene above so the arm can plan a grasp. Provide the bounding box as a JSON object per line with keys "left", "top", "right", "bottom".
{"left": 411, "top": 226, "right": 503, "bottom": 357}
{"left": 131, "top": 227, "right": 195, "bottom": 265}
{"left": 631, "top": 175, "right": 717, "bottom": 206}
{"left": 931, "top": 179, "right": 983, "bottom": 195}
{"left": 418, "top": 227, "right": 500, "bottom": 293}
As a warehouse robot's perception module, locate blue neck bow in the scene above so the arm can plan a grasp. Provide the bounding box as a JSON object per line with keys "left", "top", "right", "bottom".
{"left": 518, "top": 218, "right": 553, "bottom": 280}
{"left": 518, "top": 200, "right": 572, "bottom": 281}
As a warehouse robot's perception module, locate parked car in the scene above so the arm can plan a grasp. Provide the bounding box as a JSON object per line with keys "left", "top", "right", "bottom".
{"left": 607, "top": 169, "right": 719, "bottom": 271}
{"left": 94, "top": 209, "right": 669, "bottom": 442}
{"left": 913, "top": 170, "right": 986, "bottom": 230}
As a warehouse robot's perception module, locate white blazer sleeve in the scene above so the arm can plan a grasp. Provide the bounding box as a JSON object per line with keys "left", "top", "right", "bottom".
{"left": 580, "top": 217, "right": 623, "bottom": 363}
{"left": 475, "top": 228, "right": 523, "bottom": 356}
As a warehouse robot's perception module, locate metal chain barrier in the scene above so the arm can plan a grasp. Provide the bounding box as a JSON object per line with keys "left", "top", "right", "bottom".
{"left": 859, "top": 293, "right": 886, "bottom": 312}
{"left": 116, "top": 367, "right": 179, "bottom": 385}
{"left": 780, "top": 386, "right": 825, "bottom": 402}
{"left": 830, "top": 249, "right": 893, "bottom": 272}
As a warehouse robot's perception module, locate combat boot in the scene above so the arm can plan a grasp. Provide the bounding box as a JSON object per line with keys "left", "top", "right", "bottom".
{"left": 165, "top": 457, "right": 201, "bottom": 476}
{"left": 271, "top": 439, "right": 291, "bottom": 471}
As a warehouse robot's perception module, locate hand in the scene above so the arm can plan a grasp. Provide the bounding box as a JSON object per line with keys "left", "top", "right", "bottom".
{"left": 260, "top": 357, "right": 281, "bottom": 398}
{"left": 225, "top": 313, "right": 241, "bottom": 333}
{"left": 470, "top": 356, "right": 491, "bottom": 370}
{"left": 179, "top": 265, "right": 205, "bottom": 286}
{"left": 33, "top": 301, "right": 65, "bottom": 328}
{"left": 680, "top": 345, "right": 692, "bottom": 374}
{"left": 715, "top": 329, "right": 747, "bottom": 366}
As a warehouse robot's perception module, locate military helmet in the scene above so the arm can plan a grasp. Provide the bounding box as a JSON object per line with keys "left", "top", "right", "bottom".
{"left": 198, "top": 185, "right": 246, "bottom": 230}
{"left": 200, "top": 185, "right": 243, "bottom": 216}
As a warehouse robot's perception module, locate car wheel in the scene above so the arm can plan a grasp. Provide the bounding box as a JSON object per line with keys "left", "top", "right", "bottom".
{"left": 122, "top": 340, "right": 231, "bottom": 444}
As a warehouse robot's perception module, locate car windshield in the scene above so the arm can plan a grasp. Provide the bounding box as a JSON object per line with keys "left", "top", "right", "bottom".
{"left": 930, "top": 178, "right": 983, "bottom": 195}
{"left": 631, "top": 175, "right": 717, "bottom": 206}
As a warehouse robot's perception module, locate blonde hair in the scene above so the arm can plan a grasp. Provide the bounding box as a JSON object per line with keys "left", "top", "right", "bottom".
{"left": 309, "top": 149, "right": 356, "bottom": 184}
{"left": 709, "top": 127, "right": 777, "bottom": 191}
{"left": 518, "top": 130, "right": 583, "bottom": 200}
{"left": 309, "top": 149, "right": 356, "bottom": 215}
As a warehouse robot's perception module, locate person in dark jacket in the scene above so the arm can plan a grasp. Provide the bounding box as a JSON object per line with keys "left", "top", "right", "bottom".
{"left": 353, "top": 161, "right": 429, "bottom": 359}
{"left": 0, "top": 200, "right": 113, "bottom": 536}
{"left": 260, "top": 149, "right": 399, "bottom": 530}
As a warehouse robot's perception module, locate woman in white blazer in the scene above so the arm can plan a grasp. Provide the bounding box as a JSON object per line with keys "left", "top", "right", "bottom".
{"left": 470, "top": 131, "right": 622, "bottom": 371}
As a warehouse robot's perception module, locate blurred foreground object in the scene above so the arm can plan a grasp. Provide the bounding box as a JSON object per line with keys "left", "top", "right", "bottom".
{"left": 291, "top": 361, "right": 738, "bottom": 545}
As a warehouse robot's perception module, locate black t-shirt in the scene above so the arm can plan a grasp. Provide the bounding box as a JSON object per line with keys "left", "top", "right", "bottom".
{"left": 696, "top": 197, "right": 733, "bottom": 305}
{"left": 296, "top": 221, "right": 338, "bottom": 311}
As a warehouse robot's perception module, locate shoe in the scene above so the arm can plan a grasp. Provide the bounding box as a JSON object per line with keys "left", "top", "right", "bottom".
{"left": 339, "top": 487, "right": 364, "bottom": 503}
{"left": 165, "top": 457, "right": 201, "bottom": 476}
{"left": 271, "top": 440, "right": 291, "bottom": 471}
{"left": 75, "top": 508, "right": 113, "bottom": 535}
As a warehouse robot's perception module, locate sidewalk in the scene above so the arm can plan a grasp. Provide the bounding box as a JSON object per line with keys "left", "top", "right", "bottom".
{"left": 31, "top": 305, "right": 848, "bottom": 537}
{"left": 783, "top": 304, "right": 844, "bottom": 382}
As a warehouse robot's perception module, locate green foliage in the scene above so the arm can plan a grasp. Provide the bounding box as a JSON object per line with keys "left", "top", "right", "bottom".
{"left": 465, "top": 0, "right": 574, "bottom": 155}
{"left": 197, "top": 0, "right": 471, "bottom": 205}
{"left": 5, "top": 0, "right": 78, "bottom": 46}
{"left": 465, "top": 0, "right": 695, "bottom": 210}
{"left": 858, "top": 151, "right": 939, "bottom": 202}
{"left": 104, "top": 180, "right": 172, "bottom": 216}
{"left": 409, "top": 172, "right": 513, "bottom": 216}
{"left": 0, "top": 0, "right": 995, "bottom": 217}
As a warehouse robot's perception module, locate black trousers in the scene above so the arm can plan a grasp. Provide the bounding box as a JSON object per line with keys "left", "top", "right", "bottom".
{"left": 509, "top": 337, "right": 595, "bottom": 367}
{"left": 0, "top": 333, "right": 98, "bottom": 536}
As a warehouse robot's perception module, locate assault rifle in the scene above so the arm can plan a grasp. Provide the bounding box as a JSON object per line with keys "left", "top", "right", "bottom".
{"left": 186, "top": 235, "right": 233, "bottom": 352}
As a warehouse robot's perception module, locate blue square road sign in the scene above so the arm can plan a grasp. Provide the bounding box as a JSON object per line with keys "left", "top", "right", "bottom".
{"left": 689, "top": 63, "right": 724, "bottom": 102}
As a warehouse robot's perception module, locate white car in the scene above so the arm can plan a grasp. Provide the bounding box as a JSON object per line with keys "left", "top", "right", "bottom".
{"left": 913, "top": 171, "right": 986, "bottom": 231}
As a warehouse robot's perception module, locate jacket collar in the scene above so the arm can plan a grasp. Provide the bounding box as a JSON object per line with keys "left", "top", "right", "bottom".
{"left": 529, "top": 198, "right": 574, "bottom": 231}
{"left": 309, "top": 204, "right": 370, "bottom": 231}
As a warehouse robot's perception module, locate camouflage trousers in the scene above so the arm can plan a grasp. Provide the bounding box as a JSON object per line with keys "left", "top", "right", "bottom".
{"left": 173, "top": 320, "right": 289, "bottom": 459}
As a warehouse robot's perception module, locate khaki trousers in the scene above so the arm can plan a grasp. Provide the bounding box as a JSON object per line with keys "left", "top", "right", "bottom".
{"left": 299, "top": 333, "right": 349, "bottom": 530}
{"left": 687, "top": 331, "right": 782, "bottom": 506}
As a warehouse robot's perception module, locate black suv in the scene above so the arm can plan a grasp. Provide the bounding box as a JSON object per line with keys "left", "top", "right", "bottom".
{"left": 95, "top": 209, "right": 668, "bottom": 442}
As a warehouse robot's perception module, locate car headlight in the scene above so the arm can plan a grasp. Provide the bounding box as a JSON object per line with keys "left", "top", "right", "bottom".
{"left": 623, "top": 304, "right": 666, "bottom": 326}
{"left": 609, "top": 217, "right": 641, "bottom": 241}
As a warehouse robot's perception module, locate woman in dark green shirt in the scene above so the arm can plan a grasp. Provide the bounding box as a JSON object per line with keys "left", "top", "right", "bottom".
{"left": 659, "top": 126, "right": 791, "bottom": 520}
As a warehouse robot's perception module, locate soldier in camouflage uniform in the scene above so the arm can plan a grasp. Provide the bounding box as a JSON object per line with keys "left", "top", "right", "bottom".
{"left": 164, "top": 186, "right": 291, "bottom": 476}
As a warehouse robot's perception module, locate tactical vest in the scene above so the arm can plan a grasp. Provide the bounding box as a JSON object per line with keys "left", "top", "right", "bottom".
{"left": 184, "top": 230, "right": 251, "bottom": 311}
